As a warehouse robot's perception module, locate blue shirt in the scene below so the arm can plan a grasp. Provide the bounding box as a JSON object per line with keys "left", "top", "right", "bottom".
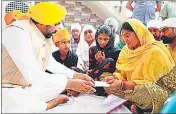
{"left": 132, "top": 1, "right": 160, "bottom": 26}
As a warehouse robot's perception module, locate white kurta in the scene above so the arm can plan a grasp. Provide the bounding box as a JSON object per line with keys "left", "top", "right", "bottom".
{"left": 76, "top": 40, "right": 96, "bottom": 71}
{"left": 2, "top": 20, "right": 75, "bottom": 112}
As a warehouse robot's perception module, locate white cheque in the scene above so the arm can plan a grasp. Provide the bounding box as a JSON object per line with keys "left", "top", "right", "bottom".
{"left": 94, "top": 81, "right": 110, "bottom": 87}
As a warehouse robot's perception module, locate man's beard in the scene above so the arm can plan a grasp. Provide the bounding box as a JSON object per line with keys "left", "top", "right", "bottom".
{"left": 45, "top": 33, "right": 53, "bottom": 39}
{"left": 161, "top": 35, "right": 175, "bottom": 44}
{"left": 73, "top": 37, "right": 80, "bottom": 43}
{"left": 154, "top": 36, "right": 161, "bottom": 41}
{"left": 45, "top": 30, "right": 57, "bottom": 39}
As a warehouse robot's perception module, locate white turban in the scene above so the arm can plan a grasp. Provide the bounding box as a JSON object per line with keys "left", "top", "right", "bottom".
{"left": 161, "top": 18, "right": 176, "bottom": 29}
{"left": 71, "top": 23, "right": 82, "bottom": 31}
{"left": 147, "top": 20, "right": 161, "bottom": 29}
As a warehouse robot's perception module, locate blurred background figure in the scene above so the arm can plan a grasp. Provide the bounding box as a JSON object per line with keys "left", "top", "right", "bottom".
{"left": 160, "top": 1, "right": 176, "bottom": 21}
{"left": 71, "top": 23, "right": 82, "bottom": 53}
{"left": 126, "top": 1, "right": 161, "bottom": 26}
{"left": 76, "top": 25, "right": 96, "bottom": 72}
{"left": 160, "top": 18, "right": 176, "bottom": 64}
{"left": 104, "top": 17, "right": 126, "bottom": 50}
{"left": 147, "top": 19, "right": 162, "bottom": 41}
{"left": 104, "top": 18, "right": 119, "bottom": 47}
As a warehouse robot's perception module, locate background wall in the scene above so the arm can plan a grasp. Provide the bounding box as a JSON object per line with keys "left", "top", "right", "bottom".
{"left": 57, "top": 1, "right": 104, "bottom": 33}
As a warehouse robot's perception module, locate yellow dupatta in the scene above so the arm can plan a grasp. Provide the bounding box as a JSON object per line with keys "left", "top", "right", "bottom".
{"left": 114, "top": 19, "right": 175, "bottom": 85}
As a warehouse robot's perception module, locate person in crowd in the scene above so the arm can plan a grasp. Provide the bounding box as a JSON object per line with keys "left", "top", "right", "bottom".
{"left": 88, "top": 25, "right": 120, "bottom": 96}
{"left": 76, "top": 25, "right": 96, "bottom": 72}
{"left": 52, "top": 28, "right": 78, "bottom": 69}
{"left": 160, "top": 1, "right": 176, "bottom": 21}
{"left": 160, "top": 18, "right": 176, "bottom": 63}
{"left": 126, "top": 1, "right": 161, "bottom": 26}
{"left": 104, "top": 17, "right": 124, "bottom": 49}
{"left": 4, "top": 10, "right": 30, "bottom": 25}
{"left": 50, "top": 27, "right": 81, "bottom": 97}
{"left": 89, "top": 25, "right": 120, "bottom": 80}
{"left": 50, "top": 22, "right": 64, "bottom": 53}
{"left": 147, "top": 19, "right": 162, "bottom": 41}
{"left": 102, "top": 19, "right": 176, "bottom": 113}
{"left": 70, "top": 23, "right": 82, "bottom": 53}
{"left": 2, "top": 2, "right": 95, "bottom": 112}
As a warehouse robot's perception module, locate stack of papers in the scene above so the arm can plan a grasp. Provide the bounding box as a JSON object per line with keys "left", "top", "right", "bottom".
{"left": 98, "top": 95, "right": 129, "bottom": 113}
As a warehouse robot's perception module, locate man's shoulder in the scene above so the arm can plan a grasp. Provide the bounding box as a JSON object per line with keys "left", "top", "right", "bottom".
{"left": 11, "top": 20, "right": 31, "bottom": 27}
{"left": 4, "top": 20, "right": 32, "bottom": 32}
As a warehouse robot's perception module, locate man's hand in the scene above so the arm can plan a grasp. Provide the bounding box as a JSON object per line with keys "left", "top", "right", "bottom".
{"left": 66, "top": 79, "right": 96, "bottom": 94}
{"left": 47, "top": 95, "right": 69, "bottom": 110}
{"left": 73, "top": 72, "right": 94, "bottom": 85}
{"left": 67, "top": 89, "right": 79, "bottom": 97}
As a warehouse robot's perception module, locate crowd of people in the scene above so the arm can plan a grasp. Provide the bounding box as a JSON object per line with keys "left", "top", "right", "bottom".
{"left": 2, "top": 1, "right": 176, "bottom": 113}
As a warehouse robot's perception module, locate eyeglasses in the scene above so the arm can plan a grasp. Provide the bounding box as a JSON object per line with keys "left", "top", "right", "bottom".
{"left": 84, "top": 30, "right": 92, "bottom": 35}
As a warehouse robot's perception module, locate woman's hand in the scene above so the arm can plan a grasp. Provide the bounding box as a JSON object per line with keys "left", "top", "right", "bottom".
{"left": 95, "top": 51, "right": 105, "bottom": 63}
{"left": 103, "top": 76, "right": 117, "bottom": 83}
{"left": 108, "top": 80, "right": 122, "bottom": 91}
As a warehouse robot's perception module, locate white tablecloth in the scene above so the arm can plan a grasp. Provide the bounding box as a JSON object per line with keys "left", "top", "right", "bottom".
{"left": 2, "top": 88, "right": 131, "bottom": 113}
{"left": 45, "top": 94, "right": 131, "bottom": 113}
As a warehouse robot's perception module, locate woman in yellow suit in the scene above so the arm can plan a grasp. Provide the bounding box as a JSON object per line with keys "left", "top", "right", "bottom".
{"left": 102, "top": 19, "right": 176, "bottom": 113}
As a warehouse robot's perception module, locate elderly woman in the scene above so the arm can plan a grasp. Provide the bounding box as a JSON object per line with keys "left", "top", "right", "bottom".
{"left": 76, "top": 25, "right": 96, "bottom": 72}
{"left": 104, "top": 17, "right": 125, "bottom": 50}
{"left": 102, "top": 19, "right": 176, "bottom": 113}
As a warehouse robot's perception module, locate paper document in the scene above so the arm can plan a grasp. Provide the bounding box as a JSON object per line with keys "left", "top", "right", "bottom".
{"left": 98, "top": 95, "right": 129, "bottom": 113}
{"left": 94, "top": 81, "right": 110, "bottom": 87}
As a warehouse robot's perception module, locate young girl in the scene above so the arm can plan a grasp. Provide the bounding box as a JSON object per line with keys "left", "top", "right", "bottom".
{"left": 89, "top": 25, "right": 120, "bottom": 95}
{"left": 89, "top": 25, "right": 120, "bottom": 80}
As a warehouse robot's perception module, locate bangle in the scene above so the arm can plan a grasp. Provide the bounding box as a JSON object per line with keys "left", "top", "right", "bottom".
{"left": 120, "top": 80, "right": 126, "bottom": 90}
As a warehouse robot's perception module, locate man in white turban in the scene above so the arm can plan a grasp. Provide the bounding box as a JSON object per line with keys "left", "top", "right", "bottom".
{"left": 71, "top": 23, "right": 82, "bottom": 53}
{"left": 160, "top": 18, "right": 176, "bottom": 63}
{"left": 147, "top": 19, "right": 161, "bottom": 41}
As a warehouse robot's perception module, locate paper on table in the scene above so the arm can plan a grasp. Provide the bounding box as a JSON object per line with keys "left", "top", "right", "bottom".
{"left": 94, "top": 81, "right": 110, "bottom": 87}
{"left": 98, "top": 94, "right": 129, "bottom": 113}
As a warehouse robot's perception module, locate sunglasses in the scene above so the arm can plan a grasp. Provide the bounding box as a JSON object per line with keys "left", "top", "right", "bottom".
{"left": 84, "top": 30, "right": 92, "bottom": 35}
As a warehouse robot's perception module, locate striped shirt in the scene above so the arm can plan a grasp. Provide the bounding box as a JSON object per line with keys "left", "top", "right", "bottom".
{"left": 71, "top": 37, "right": 79, "bottom": 53}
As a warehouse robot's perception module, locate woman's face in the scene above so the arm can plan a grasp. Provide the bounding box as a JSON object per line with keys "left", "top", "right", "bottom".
{"left": 84, "top": 29, "right": 94, "bottom": 43}
{"left": 97, "top": 33, "right": 110, "bottom": 48}
{"left": 121, "top": 29, "right": 141, "bottom": 50}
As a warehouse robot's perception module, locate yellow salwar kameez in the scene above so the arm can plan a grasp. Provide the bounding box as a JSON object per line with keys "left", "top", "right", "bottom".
{"left": 101, "top": 19, "right": 176, "bottom": 113}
